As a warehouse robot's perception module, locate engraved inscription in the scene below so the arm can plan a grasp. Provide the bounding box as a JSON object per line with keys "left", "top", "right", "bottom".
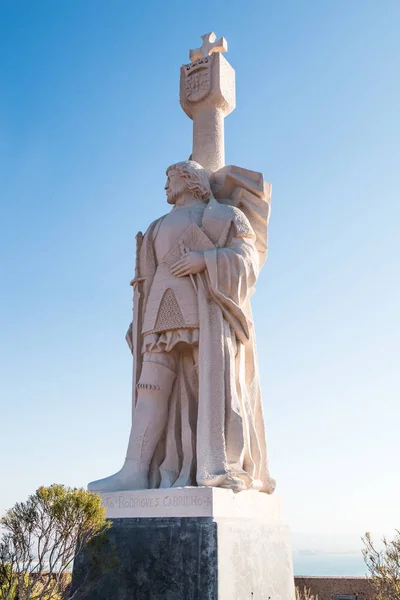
{"left": 102, "top": 495, "right": 161, "bottom": 510}
{"left": 102, "top": 494, "right": 212, "bottom": 511}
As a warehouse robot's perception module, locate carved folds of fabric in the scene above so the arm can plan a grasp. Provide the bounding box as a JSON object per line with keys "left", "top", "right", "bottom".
{"left": 142, "top": 329, "right": 200, "bottom": 354}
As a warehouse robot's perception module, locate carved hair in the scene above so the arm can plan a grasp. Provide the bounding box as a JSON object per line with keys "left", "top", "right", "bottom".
{"left": 166, "top": 160, "right": 211, "bottom": 202}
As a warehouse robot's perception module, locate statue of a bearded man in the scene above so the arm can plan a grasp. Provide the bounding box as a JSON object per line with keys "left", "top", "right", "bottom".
{"left": 89, "top": 160, "right": 275, "bottom": 494}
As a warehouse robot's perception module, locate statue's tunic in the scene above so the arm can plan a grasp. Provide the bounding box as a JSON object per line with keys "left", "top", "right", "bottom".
{"left": 136, "top": 196, "right": 275, "bottom": 494}
{"left": 142, "top": 202, "right": 205, "bottom": 335}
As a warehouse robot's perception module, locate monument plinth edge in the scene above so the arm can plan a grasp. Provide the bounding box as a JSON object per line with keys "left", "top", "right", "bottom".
{"left": 99, "top": 486, "right": 283, "bottom": 520}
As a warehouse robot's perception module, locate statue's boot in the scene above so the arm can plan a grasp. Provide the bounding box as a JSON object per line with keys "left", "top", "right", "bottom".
{"left": 88, "top": 361, "right": 176, "bottom": 493}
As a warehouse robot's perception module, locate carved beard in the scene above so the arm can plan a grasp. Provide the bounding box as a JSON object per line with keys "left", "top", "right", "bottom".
{"left": 166, "top": 181, "right": 188, "bottom": 205}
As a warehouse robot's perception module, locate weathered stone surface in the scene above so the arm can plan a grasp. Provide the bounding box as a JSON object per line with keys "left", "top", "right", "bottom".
{"left": 217, "top": 519, "right": 294, "bottom": 599}
{"left": 72, "top": 517, "right": 217, "bottom": 600}
{"left": 71, "top": 514, "right": 295, "bottom": 600}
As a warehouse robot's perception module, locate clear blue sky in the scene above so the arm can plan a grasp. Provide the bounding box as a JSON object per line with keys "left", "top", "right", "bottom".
{"left": 1, "top": 0, "right": 399, "bottom": 565}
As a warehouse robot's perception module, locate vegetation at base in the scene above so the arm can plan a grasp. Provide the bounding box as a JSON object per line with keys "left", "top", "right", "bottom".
{"left": 363, "top": 530, "right": 400, "bottom": 600}
{"left": 0, "top": 484, "right": 115, "bottom": 600}
{"left": 295, "top": 585, "right": 318, "bottom": 600}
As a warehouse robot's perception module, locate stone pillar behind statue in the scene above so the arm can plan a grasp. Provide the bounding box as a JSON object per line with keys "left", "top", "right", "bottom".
{"left": 180, "top": 51, "right": 235, "bottom": 172}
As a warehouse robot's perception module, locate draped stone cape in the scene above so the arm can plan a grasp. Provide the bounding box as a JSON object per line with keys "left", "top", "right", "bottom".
{"left": 135, "top": 166, "right": 275, "bottom": 494}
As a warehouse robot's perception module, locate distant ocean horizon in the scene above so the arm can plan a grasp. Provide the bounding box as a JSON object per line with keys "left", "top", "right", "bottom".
{"left": 293, "top": 552, "right": 367, "bottom": 577}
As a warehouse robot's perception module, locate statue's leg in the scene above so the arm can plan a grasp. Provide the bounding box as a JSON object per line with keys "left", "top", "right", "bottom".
{"left": 124, "top": 359, "right": 176, "bottom": 488}
{"left": 88, "top": 354, "right": 176, "bottom": 492}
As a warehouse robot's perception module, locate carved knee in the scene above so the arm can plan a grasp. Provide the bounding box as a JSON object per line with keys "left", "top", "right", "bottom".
{"left": 137, "top": 361, "right": 176, "bottom": 397}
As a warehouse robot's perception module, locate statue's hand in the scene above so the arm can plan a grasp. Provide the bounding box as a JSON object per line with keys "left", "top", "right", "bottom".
{"left": 170, "top": 251, "right": 205, "bottom": 277}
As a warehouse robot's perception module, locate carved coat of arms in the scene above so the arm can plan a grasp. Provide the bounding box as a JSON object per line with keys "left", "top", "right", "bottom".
{"left": 184, "top": 59, "right": 211, "bottom": 103}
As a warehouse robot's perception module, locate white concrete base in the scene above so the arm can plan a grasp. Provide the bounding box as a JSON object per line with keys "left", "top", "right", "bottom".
{"left": 217, "top": 519, "right": 295, "bottom": 599}
{"left": 99, "top": 486, "right": 283, "bottom": 520}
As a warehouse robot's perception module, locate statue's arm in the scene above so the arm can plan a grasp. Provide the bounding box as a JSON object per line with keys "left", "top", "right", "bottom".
{"left": 203, "top": 217, "right": 259, "bottom": 304}
{"left": 169, "top": 210, "right": 258, "bottom": 282}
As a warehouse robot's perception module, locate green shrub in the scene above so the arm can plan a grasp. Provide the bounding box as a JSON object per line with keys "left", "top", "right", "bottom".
{"left": 0, "top": 485, "right": 111, "bottom": 600}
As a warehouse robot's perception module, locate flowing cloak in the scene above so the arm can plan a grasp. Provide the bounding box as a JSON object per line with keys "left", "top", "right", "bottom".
{"left": 135, "top": 166, "right": 275, "bottom": 494}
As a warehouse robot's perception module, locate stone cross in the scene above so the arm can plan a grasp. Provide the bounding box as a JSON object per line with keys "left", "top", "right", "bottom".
{"left": 180, "top": 33, "right": 235, "bottom": 173}
{"left": 189, "top": 32, "right": 228, "bottom": 62}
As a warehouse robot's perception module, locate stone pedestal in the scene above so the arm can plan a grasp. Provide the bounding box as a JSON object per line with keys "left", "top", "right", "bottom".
{"left": 72, "top": 488, "right": 295, "bottom": 600}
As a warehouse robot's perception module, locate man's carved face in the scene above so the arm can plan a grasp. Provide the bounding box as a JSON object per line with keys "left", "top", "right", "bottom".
{"left": 165, "top": 170, "right": 187, "bottom": 205}
{"left": 165, "top": 160, "right": 211, "bottom": 205}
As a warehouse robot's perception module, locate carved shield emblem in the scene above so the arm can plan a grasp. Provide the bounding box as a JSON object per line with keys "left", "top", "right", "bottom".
{"left": 184, "top": 61, "right": 211, "bottom": 103}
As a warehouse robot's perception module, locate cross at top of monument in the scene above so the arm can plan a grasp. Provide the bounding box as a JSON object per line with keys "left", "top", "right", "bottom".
{"left": 189, "top": 32, "right": 228, "bottom": 62}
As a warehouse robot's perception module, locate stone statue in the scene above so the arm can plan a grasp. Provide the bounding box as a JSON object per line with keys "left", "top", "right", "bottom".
{"left": 88, "top": 33, "right": 276, "bottom": 495}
